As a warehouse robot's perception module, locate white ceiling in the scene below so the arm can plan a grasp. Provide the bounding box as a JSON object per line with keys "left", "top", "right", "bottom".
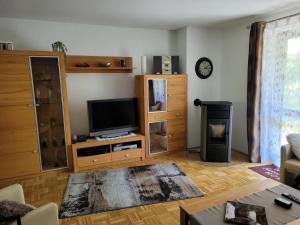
{"left": 0, "top": 0, "right": 299, "bottom": 29}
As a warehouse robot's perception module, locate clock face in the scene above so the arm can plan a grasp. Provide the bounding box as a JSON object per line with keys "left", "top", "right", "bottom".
{"left": 195, "top": 57, "right": 213, "bottom": 79}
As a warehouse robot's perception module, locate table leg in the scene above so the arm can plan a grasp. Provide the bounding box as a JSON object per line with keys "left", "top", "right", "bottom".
{"left": 180, "top": 207, "right": 189, "bottom": 225}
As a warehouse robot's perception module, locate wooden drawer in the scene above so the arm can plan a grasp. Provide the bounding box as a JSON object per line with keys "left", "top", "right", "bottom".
{"left": 0, "top": 129, "right": 38, "bottom": 154}
{"left": 0, "top": 80, "right": 33, "bottom": 106}
{"left": 77, "top": 153, "right": 111, "bottom": 168}
{"left": 0, "top": 151, "right": 40, "bottom": 179}
{"left": 112, "top": 149, "right": 142, "bottom": 161}
{"left": 0, "top": 105, "right": 37, "bottom": 130}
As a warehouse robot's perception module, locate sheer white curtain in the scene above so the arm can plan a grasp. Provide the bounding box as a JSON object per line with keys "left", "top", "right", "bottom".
{"left": 153, "top": 79, "right": 166, "bottom": 103}
{"left": 261, "top": 15, "right": 300, "bottom": 166}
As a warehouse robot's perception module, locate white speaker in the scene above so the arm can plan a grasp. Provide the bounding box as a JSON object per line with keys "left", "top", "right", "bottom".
{"left": 141, "top": 56, "right": 147, "bottom": 74}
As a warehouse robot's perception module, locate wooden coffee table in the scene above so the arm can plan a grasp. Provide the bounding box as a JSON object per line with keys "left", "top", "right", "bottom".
{"left": 180, "top": 179, "right": 300, "bottom": 225}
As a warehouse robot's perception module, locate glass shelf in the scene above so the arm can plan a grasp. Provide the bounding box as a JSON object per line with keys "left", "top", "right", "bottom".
{"left": 148, "top": 79, "right": 167, "bottom": 112}
{"left": 30, "top": 57, "right": 68, "bottom": 171}
{"left": 149, "top": 121, "right": 168, "bottom": 154}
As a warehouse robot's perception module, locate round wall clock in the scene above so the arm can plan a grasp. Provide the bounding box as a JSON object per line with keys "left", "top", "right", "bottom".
{"left": 195, "top": 57, "right": 213, "bottom": 79}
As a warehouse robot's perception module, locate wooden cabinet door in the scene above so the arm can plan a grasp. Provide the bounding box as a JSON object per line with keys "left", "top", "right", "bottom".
{"left": 0, "top": 55, "right": 33, "bottom": 106}
{"left": 167, "top": 76, "right": 186, "bottom": 112}
{"left": 168, "top": 118, "right": 187, "bottom": 152}
{"left": 0, "top": 151, "right": 40, "bottom": 179}
{"left": 167, "top": 76, "right": 187, "bottom": 152}
{"left": 0, "top": 53, "right": 40, "bottom": 179}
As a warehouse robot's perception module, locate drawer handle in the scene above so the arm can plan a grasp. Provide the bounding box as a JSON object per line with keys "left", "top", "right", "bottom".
{"left": 124, "top": 154, "right": 129, "bottom": 158}
{"left": 92, "top": 159, "right": 98, "bottom": 162}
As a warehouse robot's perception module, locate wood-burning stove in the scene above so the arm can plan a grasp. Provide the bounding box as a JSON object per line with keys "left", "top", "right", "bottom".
{"left": 194, "top": 99, "right": 233, "bottom": 162}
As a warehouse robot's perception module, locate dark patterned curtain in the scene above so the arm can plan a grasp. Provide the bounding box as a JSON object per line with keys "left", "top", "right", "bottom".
{"left": 247, "top": 22, "right": 266, "bottom": 163}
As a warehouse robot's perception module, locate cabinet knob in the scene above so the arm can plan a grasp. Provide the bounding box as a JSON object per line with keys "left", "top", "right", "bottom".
{"left": 92, "top": 159, "right": 98, "bottom": 162}
{"left": 32, "top": 150, "right": 38, "bottom": 153}
{"left": 176, "top": 113, "right": 180, "bottom": 117}
{"left": 125, "top": 154, "right": 129, "bottom": 158}
{"left": 27, "top": 103, "right": 33, "bottom": 107}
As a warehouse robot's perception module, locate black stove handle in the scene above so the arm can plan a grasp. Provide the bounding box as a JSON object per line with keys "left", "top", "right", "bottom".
{"left": 194, "top": 98, "right": 202, "bottom": 107}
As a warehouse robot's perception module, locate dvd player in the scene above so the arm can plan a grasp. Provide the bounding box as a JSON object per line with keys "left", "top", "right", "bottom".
{"left": 113, "top": 144, "right": 138, "bottom": 151}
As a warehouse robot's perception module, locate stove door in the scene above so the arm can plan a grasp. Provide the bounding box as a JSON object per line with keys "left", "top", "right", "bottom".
{"left": 206, "top": 119, "right": 230, "bottom": 162}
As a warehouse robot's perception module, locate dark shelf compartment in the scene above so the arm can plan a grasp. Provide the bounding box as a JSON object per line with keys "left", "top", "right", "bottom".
{"left": 77, "top": 145, "right": 110, "bottom": 157}
{"left": 112, "top": 140, "right": 141, "bottom": 152}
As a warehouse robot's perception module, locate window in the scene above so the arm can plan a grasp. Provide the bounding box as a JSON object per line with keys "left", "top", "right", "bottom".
{"left": 260, "top": 18, "right": 300, "bottom": 166}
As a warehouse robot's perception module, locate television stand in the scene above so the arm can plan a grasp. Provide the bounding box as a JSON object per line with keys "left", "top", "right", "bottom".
{"left": 72, "top": 133, "right": 145, "bottom": 172}
{"left": 100, "top": 131, "right": 131, "bottom": 139}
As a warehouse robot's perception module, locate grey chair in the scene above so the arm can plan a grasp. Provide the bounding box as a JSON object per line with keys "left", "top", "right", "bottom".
{"left": 280, "top": 144, "right": 300, "bottom": 183}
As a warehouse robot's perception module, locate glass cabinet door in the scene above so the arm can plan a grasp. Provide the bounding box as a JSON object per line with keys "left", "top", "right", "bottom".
{"left": 30, "top": 57, "right": 68, "bottom": 171}
{"left": 148, "top": 79, "right": 167, "bottom": 112}
{"left": 149, "top": 121, "right": 168, "bottom": 154}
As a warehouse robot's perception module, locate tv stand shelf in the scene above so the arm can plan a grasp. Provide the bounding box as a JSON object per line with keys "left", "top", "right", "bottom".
{"left": 72, "top": 133, "right": 145, "bottom": 172}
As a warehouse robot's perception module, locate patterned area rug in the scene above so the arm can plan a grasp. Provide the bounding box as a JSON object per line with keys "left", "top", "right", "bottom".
{"left": 60, "top": 163, "right": 203, "bottom": 218}
{"left": 249, "top": 164, "right": 280, "bottom": 181}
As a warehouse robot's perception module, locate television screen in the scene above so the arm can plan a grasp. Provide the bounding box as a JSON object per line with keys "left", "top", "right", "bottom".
{"left": 87, "top": 98, "right": 139, "bottom": 137}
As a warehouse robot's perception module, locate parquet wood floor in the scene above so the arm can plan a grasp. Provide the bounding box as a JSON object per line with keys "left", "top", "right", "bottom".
{"left": 0, "top": 151, "right": 266, "bottom": 225}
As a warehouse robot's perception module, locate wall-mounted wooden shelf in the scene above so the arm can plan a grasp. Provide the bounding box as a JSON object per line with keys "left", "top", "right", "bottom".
{"left": 66, "top": 55, "right": 133, "bottom": 73}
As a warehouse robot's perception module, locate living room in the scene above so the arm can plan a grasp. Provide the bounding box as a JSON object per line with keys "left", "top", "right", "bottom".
{"left": 1, "top": 0, "right": 300, "bottom": 225}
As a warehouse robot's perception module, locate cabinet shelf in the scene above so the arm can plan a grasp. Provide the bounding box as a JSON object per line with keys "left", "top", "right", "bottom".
{"left": 66, "top": 55, "right": 133, "bottom": 74}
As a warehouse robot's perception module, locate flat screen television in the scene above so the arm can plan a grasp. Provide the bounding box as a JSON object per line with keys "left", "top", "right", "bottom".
{"left": 87, "top": 98, "right": 139, "bottom": 137}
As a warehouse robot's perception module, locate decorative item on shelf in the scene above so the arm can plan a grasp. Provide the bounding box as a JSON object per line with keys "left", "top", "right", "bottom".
{"left": 48, "top": 89, "right": 52, "bottom": 98}
{"left": 75, "top": 63, "right": 90, "bottom": 67}
{"left": 66, "top": 55, "right": 133, "bottom": 73}
{"left": 195, "top": 57, "right": 213, "bottom": 79}
{"left": 52, "top": 137, "right": 58, "bottom": 147}
{"left": 153, "top": 56, "right": 180, "bottom": 74}
{"left": 50, "top": 117, "right": 57, "bottom": 127}
{"left": 99, "top": 62, "right": 112, "bottom": 67}
{"left": 141, "top": 56, "right": 147, "bottom": 74}
{"left": 120, "top": 59, "right": 127, "bottom": 67}
{"left": 0, "top": 41, "right": 13, "bottom": 50}
{"left": 52, "top": 41, "right": 68, "bottom": 53}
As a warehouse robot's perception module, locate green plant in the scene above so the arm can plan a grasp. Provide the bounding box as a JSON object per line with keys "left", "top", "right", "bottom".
{"left": 51, "top": 41, "right": 68, "bottom": 54}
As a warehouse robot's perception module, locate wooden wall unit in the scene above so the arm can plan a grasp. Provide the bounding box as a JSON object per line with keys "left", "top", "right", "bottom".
{"left": 0, "top": 50, "right": 72, "bottom": 179}
{"left": 135, "top": 74, "right": 188, "bottom": 158}
{"left": 72, "top": 134, "right": 145, "bottom": 172}
{"left": 66, "top": 55, "right": 133, "bottom": 73}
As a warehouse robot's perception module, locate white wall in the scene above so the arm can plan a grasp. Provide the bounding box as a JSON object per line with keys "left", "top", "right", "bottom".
{"left": 172, "top": 26, "right": 223, "bottom": 148}
{"left": 170, "top": 28, "right": 187, "bottom": 73}
{"left": 219, "top": 25, "right": 250, "bottom": 154}
{"left": 0, "top": 17, "right": 172, "bottom": 134}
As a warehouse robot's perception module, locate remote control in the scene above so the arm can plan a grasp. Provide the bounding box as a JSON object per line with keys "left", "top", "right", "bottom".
{"left": 274, "top": 197, "right": 292, "bottom": 209}
{"left": 282, "top": 193, "right": 300, "bottom": 204}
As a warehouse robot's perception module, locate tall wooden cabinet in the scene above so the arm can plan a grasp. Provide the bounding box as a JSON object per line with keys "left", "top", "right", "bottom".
{"left": 135, "top": 74, "right": 187, "bottom": 157}
{"left": 0, "top": 51, "right": 71, "bottom": 179}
